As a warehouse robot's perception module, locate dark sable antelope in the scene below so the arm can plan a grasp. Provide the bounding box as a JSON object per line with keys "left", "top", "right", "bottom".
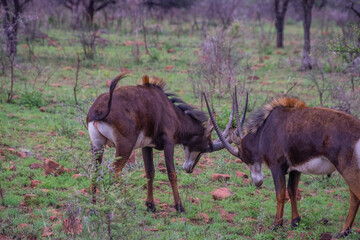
{"left": 87, "top": 73, "right": 232, "bottom": 212}
{"left": 205, "top": 93, "right": 360, "bottom": 237}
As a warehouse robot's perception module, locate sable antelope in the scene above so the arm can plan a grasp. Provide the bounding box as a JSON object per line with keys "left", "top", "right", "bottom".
{"left": 87, "top": 73, "right": 232, "bottom": 212}
{"left": 206, "top": 93, "right": 360, "bottom": 237}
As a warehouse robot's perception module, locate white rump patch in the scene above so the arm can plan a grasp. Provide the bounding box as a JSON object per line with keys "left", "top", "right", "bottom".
{"left": 88, "top": 121, "right": 116, "bottom": 148}
{"left": 288, "top": 156, "right": 336, "bottom": 175}
{"left": 355, "top": 139, "right": 360, "bottom": 169}
{"left": 134, "top": 131, "right": 155, "bottom": 149}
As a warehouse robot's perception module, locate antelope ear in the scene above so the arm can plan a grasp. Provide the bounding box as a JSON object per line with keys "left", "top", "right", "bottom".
{"left": 205, "top": 112, "right": 215, "bottom": 138}
{"left": 229, "top": 128, "right": 241, "bottom": 146}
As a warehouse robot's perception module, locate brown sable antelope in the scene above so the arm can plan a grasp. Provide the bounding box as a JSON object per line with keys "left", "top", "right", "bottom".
{"left": 205, "top": 93, "right": 360, "bottom": 237}
{"left": 87, "top": 73, "right": 232, "bottom": 212}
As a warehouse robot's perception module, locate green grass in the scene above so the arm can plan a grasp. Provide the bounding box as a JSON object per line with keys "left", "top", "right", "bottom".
{"left": 0, "top": 19, "right": 359, "bottom": 239}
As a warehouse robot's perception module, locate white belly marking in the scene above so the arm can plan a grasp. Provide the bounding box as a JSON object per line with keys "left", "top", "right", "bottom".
{"left": 288, "top": 156, "right": 336, "bottom": 175}
{"left": 134, "top": 131, "right": 155, "bottom": 149}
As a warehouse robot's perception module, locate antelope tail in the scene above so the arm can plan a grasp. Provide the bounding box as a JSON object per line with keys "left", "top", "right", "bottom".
{"left": 93, "top": 72, "right": 128, "bottom": 121}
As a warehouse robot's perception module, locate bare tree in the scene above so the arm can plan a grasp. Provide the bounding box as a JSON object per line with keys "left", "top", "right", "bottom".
{"left": 61, "top": 0, "right": 115, "bottom": 27}
{"left": 346, "top": 0, "right": 360, "bottom": 50}
{"left": 0, "top": 0, "right": 32, "bottom": 103}
{"left": 301, "top": 0, "right": 315, "bottom": 70}
{"left": 274, "top": 0, "right": 290, "bottom": 48}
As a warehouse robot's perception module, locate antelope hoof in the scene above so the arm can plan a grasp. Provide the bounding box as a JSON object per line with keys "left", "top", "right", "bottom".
{"left": 291, "top": 216, "right": 301, "bottom": 228}
{"left": 145, "top": 201, "right": 156, "bottom": 213}
{"left": 270, "top": 222, "right": 283, "bottom": 232}
{"left": 175, "top": 203, "right": 185, "bottom": 213}
{"left": 336, "top": 228, "right": 351, "bottom": 238}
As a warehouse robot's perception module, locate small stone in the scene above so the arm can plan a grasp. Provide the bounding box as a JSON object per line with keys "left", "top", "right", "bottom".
{"left": 29, "top": 162, "right": 43, "bottom": 169}
{"left": 17, "top": 223, "right": 29, "bottom": 230}
{"left": 72, "top": 174, "right": 82, "bottom": 179}
{"left": 212, "top": 188, "right": 233, "bottom": 200}
{"left": 211, "top": 174, "right": 230, "bottom": 182}
{"left": 17, "top": 151, "right": 27, "bottom": 158}
{"left": 39, "top": 107, "right": 46, "bottom": 112}
{"left": 236, "top": 172, "right": 248, "bottom": 178}
{"left": 30, "top": 180, "right": 41, "bottom": 188}
{"left": 43, "top": 158, "right": 65, "bottom": 176}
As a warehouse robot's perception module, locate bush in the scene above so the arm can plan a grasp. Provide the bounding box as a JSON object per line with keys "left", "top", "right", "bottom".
{"left": 18, "top": 91, "right": 45, "bottom": 108}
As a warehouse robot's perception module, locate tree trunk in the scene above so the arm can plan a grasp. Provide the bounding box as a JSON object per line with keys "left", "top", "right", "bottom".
{"left": 301, "top": 0, "right": 315, "bottom": 70}
{"left": 274, "top": 0, "right": 289, "bottom": 48}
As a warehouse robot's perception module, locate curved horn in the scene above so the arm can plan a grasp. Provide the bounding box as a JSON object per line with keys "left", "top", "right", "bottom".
{"left": 203, "top": 93, "right": 239, "bottom": 157}
{"left": 234, "top": 90, "right": 248, "bottom": 138}
{"left": 212, "top": 103, "right": 234, "bottom": 151}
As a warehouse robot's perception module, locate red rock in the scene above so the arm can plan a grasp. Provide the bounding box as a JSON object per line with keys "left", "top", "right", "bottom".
{"left": 212, "top": 188, "right": 233, "bottom": 200}
{"left": 72, "top": 174, "right": 82, "bottom": 179}
{"left": 0, "top": 235, "right": 12, "bottom": 240}
{"left": 40, "top": 189, "right": 50, "bottom": 193}
{"left": 6, "top": 162, "right": 16, "bottom": 171}
{"left": 197, "top": 163, "right": 206, "bottom": 169}
{"left": 192, "top": 168, "right": 202, "bottom": 176}
{"left": 13, "top": 95, "right": 19, "bottom": 99}
{"left": 17, "top": 223, "right": 29, "bottom": 230}
{"left": 211, "top": 174, "right": 230, "bottom": 182}
{"left": 78, "top": 131, "right": 85, "bottom": 136}
{"left": 123, "top": 40, "right": 134, "bottom": 46}
{"left": 235, "top": 159, "right": 243, "bottom": 163}
{"left": 187, "top": 196, "right": 200, "bottom": 204}
{"left": 24, "top": 194, "right": 36, "bottom": 205}
{"left": 80, "top": 189, "right": 89, "bottom": 195}
{"left": 247, "top": 76, "right": 260, "bottom": 80}
{"left": 62, "top": 217, "right": 83, "bottom": 235}
{"left": 49, "top": 83, "right": 62, "bottom": 87}
{"left": 43, "top": 158, "right": 65, "bottom": 176}
{"left": 149, "top": 228, "right": 158, "bottom": 232}
{"left": 197, "top": 213, "right": 210, "bottom": 223}
{"left": 6, "top": 148, "right": 16, "bottom": 153}
{"left": 42, "top": 227, "right": 53, "bottom": 237}
{"left": 164, "top": 65, "right": 173, "bottom": 70}
{"left": 29, "top": 162, "right": 43, "bottom": 169}
{"left": 167, "top": 48, "right": 176, "bottom": 53}
{"left": 49, "top": 215, "right": 58, "bottom": 222}
{"left": 39, "top": 107, "right": 46, "bottom": 112}
{"left": 218, "top": 209, "right": 236, "bottom": 223}
{"left": 17, "top": 151, "right": 27, "bottom": 158}
{"left": 242, "top": 178, "right": 250, "bottom": 185}
{"left": 236, "top": 172, "right": 248, "bottom": 178}
{"left": 30, "top": 180, "right": 41, "bottom": 188}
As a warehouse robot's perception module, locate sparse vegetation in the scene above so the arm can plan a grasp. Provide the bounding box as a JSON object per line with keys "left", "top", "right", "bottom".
{"left": 1, "top": 0, "right": 360, "bottom": 239}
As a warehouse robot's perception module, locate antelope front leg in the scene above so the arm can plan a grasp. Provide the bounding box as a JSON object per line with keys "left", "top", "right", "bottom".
{"left": 142, "top": 147, "right": 156, "bottom": 212}
{"left": 287, "top": 171, "right": 302, "bottom": 228}
{"left": 337, "top": 189, "right": 360, "bottom": 237}
{"left": 91, "top": 145, "right": 104, "bottom": 204}
{"left": 163, "top": 141, "right": 184, "bottom": 212}
{"left": 271, "top": 167, "right": 286, "bottom": 229}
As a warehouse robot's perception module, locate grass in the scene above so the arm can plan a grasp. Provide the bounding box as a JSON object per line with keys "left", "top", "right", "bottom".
{"left": 0, "top": 19, "right": 359, "bottom": 239}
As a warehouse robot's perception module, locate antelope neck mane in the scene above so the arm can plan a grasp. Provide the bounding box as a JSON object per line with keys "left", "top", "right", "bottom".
{"left": 141, "top": 75, "right": 208, "bottom": 123}
{"left": 244, "top": 97, "right": 307, "bottom": 134}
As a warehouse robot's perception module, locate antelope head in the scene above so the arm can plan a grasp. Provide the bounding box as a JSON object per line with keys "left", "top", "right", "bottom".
{"left": 204, "top": 90, "right": 263, "bottom": 187}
